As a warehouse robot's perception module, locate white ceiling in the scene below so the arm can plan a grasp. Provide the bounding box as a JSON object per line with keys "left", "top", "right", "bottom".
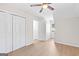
{"left": 14, "top": 3, "right": 54, "bottom": 18}
{"left": 0, "top": 3, "right": 79, "bottom": 20}
{"left": 0, "top": 3, "right": 54, "bottom": 19}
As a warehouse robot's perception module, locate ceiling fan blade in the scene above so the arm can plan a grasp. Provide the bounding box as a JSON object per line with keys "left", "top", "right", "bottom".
{"left": 48, "top": 6, "right": 54, "bottom": 10}
{"left": 30, "top": 4, "right": 42, "bottom": 7}
{"left": 47, "top": 3, "right": 52, "bottom": 4}
{"left": 39, "top": 8, "right": 43, "bottom": 13}
{"left": 43, "top": 3, "right": 52, "bottom": 4}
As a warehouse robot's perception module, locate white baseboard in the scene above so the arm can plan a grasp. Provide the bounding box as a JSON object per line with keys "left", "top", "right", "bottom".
{"left": 26, "top": 42, "right": 33, "bottom": 46}
{"left": 55, "top": 40, "right": 79, "bottom": 48}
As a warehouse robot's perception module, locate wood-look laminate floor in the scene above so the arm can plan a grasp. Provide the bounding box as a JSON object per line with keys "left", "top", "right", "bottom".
{"left": 8, "top": 40, "right": 79, "bottom": 56}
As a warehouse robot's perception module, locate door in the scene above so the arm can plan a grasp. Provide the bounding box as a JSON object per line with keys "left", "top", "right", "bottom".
{"left": 0, "top": 12, "right": 12, "bottom": 53}
{"left": 33, "top": 20, "right": 39, "bottom": 40}
{"left": 13, "top": 16, "right": 25, "bottom": 51}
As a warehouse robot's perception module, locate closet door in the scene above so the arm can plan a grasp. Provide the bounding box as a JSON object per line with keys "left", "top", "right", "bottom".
{"left": 13, "top": 16, "right": 25, "bottom": 51}
{"left": 0, "top": 12, "right": 12, "bottom": 53}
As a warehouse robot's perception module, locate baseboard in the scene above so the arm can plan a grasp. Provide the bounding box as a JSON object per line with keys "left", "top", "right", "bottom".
{"left": 55, "top": 40, "right": 79, "bottom": 48}
{"left": 26, "top": 41, "right": 33, "bottom": 46}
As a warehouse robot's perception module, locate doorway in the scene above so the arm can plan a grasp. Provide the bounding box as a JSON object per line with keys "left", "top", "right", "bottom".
{"left": 33, "top": 20, "right": 39, "bottom": 40}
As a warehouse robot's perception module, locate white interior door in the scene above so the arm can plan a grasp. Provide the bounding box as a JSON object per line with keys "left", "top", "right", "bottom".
{"left": 0, "top": 12, "right": 12, "bottom": 53}
{"left": 13, "top": 16, "right": 25, "bottom": 51}
{"left": 33, "top": 20, "right": 39, "bottom": 40}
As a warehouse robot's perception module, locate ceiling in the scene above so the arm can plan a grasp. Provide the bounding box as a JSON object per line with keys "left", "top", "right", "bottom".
{"left": 0, "top": 3, "right": 54, "bottom": 19}
{"left": 0, "top": 3, "right": 79, "bottom": 20}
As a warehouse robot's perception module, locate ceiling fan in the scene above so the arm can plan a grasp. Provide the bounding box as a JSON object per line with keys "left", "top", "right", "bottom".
{"left": 30, "top": 3, "right": 54, "bottom": 13}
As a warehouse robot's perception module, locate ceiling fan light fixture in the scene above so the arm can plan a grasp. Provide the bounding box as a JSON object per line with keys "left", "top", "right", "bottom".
{"left": 42, "top": 4, "right": 48, "bottom": 9}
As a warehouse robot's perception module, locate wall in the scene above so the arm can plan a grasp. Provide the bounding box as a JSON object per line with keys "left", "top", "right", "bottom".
{"left": 53, "top": 3, "right": 79, "bottom": 47}
{"left": 54, "top": 17, "right": 79, "bottom": 47}
{"left": 25, "top": 15, "right": 33, "bottom": 45}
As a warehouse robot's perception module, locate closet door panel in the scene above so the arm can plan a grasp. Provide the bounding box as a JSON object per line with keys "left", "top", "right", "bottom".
{"left": 13, "top": 16, "right": 25, "bottom": 51}
{"left": 5, "top": 14, "right": 12, "bottom": 53}
{"left": 0, "top": 12, "right": 12, "bottom": 53}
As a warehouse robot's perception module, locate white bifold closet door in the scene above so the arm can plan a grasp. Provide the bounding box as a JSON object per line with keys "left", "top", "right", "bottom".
{"left": 13, "top": 16, "right": 25, "bottom": 51}
{"left": 0, "top": 12, "right": 12, "bottom": 53}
